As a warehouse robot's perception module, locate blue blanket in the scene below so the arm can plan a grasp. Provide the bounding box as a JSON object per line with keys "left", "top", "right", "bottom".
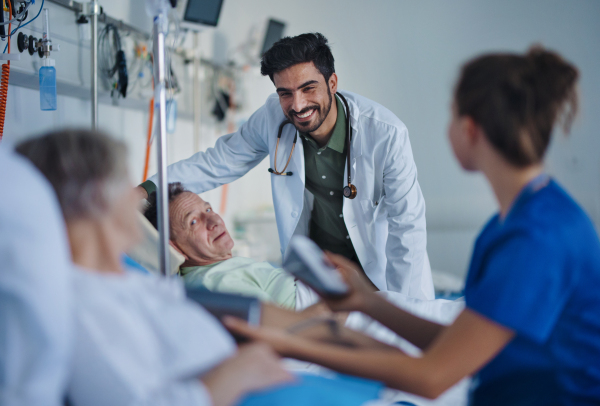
{"left": 239, "top": 373, "right": 384, "bottom": 406}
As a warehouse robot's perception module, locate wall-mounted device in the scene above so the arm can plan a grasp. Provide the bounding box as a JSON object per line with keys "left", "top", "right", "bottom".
{"left": 260, "top": 18, "right": 285, "bottom": 56}
{"left": 175, "top": 0, "right": 225, "bottom": 31}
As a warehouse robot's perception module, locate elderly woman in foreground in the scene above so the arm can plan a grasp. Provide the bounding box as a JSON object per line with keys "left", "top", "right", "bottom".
{"left": 16, "top": 129, "right": 293, "bottom": 406}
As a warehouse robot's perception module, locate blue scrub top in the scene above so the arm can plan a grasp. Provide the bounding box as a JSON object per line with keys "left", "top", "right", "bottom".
{"left": 465, "top": 178, "right": 600, "bottom": 406}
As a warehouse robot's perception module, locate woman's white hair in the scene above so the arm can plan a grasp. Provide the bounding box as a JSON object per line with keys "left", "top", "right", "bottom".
{"left": 16, "top": 129, "right": 129, "bottom": 220}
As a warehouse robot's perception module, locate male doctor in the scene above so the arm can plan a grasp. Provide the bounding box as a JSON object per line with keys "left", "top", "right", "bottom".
{"left": 138, "top": 33, "right": 433, "bottom": 299}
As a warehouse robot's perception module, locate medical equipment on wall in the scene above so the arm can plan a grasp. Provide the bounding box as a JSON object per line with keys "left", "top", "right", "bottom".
{"left": 268, "top": 92, "right": 358, "bottom": 199}
{"left": 175, "top": 0, "right": 224, "bottom": 32}
{"left": 261, "top": 19, "right": 285, "bottom": 56}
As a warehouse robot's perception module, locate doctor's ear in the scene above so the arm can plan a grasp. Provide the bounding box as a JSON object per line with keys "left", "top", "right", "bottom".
{"left": 328, "top": 72, "right": 338, "bottom": 94}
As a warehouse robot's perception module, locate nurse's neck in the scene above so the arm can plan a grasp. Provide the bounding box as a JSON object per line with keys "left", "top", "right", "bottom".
{"left": 67, "top": 218, "right": 125, "bottom": 274}
{"left": 479, "top": 148, "right": 543, "bottom": 219}
{"left": 308, "top": 97, "right": 338, "bottom": 148}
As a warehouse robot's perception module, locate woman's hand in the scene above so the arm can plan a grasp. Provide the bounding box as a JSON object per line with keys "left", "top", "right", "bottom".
{"left": 322, "top": 252, "right": 378, "bottom": 313}
{"left": 201, "top": 342, "right": 294, "bottom": 406}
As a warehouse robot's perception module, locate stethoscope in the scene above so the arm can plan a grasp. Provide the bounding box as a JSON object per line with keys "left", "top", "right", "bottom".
{"left": 268, "top": 92, "right": 358, "bottom": 199}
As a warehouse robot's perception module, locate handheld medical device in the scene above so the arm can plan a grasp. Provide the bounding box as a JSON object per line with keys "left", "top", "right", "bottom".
{"left": 269, "top": 92, "right": 358, "bottom": 199}
{"left": 284, "top": 235, "right": 349, "bottom": 298}
{"left": 185, "top": 288, "right": 261, "bottom": 326}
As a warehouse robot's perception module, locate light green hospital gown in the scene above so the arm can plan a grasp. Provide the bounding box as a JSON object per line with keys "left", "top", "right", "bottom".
{"left": 180, "top": 257, "right": 297, "bottom": 309}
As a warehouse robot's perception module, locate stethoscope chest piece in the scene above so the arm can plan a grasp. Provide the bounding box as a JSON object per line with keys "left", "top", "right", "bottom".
{"left": 343, "top": 184, "right": 357, "bottom": 199}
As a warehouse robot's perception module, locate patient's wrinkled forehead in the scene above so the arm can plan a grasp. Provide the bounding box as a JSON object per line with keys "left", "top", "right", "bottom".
{"left": 170, "top": 192, "right": 207, "bottom": 230}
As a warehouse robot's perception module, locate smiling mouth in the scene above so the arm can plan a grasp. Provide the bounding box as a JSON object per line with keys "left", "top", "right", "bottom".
{"left": 294, "top": 108, "right": 316, "bottom": 122}
{"left": 213, "top": 231, "right": 227, "bottom": 242}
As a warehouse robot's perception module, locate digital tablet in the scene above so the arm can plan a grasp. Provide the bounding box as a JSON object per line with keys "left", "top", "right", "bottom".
{"left": 284, "top": 236, "right": 349, "bottom": 298}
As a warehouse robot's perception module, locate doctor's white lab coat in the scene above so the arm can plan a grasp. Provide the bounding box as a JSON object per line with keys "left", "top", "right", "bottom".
{"left": 150, "top": 90, "right": 434, "bottom": 299}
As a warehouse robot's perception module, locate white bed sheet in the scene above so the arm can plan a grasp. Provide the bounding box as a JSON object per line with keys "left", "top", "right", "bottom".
{"left": 291, "top": 286, "right": 470, "bottom": 406}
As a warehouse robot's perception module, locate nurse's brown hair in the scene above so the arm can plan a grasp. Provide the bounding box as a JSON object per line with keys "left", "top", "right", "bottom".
{"left": 454, "top": 46, "right": 579, "bottom": 167}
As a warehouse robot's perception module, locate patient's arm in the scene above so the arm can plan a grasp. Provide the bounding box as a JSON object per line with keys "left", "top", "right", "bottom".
{"left": 200, "top": 343, "right": 293, "bottom": 406}
{"left": 323, "top": 253, "right": 446, "bottom": 350}
{"left": 225, "top": 308, "right": 514, "bottom": 399}
{"left": 260, "top": 303, "right": 395, "bottom": 350}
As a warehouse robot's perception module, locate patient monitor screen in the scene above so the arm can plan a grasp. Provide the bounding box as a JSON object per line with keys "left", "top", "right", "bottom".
{"left": 183, "top": 0, "right": 224, "bottom": 27}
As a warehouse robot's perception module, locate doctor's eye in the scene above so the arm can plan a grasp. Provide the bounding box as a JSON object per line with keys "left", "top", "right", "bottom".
{"left": 206, "top": 207, "right": 212, "bottom": 213}
{"left": 190, "top": 219, "right": 197, "bottom": 226}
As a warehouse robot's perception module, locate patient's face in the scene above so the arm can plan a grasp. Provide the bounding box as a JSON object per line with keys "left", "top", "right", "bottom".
{"left": 170, "top": 192, "right": 234, "bottom": 266}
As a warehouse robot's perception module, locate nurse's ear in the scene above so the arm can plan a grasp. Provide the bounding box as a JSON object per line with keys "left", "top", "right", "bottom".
{"left": 328, "top": 72, "right": 338, "bottom": 95}
{"left": 462, "top": 116, "right": 482, "bottom": 147}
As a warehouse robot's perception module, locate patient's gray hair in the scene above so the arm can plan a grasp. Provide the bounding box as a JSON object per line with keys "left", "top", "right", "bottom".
{"left": 16, "top": 129, "right": 129, "bottom": 220}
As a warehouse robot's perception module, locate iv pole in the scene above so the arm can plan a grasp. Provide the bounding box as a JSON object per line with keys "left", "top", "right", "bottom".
{"left": 148, "top": 0, "right": 176, "bottom": 275}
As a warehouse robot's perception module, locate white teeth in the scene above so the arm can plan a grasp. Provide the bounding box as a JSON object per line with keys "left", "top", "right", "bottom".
{"left": 297, "top": 110, "right": 313, "bottom": 119}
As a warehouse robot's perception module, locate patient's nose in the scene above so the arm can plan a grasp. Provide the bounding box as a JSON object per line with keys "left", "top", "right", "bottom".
{"left": 206, "top": 214, "right": 219, "bottom": 230}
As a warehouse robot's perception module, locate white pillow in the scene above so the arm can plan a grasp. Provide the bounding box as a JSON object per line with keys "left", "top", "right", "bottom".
{"left": 127, "top": 212, "right": 185, "bottom": 275}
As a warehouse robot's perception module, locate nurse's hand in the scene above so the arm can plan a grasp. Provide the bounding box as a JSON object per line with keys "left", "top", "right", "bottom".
{"left": 201, "top": 342, "right": 294, "bottom": 406}
{"left": 223, "top": 317, "right": 297, "bottom": 356}
{"left": 322, "top": 252, "right": 378, "bottom": 313}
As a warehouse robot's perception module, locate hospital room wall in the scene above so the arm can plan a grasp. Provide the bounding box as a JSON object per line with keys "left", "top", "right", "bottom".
{"left": 4, "top": 0, "right": 600, "bottom": 280}
{"left": 213, "top": 0, "right": 600, "bottom": 278}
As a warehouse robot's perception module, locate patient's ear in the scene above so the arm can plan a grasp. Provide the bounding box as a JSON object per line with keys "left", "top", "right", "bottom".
{"left": 170, "top": 241, "right": 189, "bottom": 260}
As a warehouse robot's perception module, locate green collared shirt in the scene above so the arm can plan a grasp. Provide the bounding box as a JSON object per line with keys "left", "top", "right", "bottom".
{"left": 180, "top": 257, "right": 297, "bottom": 309}
{"left": 301, "top": 94, "right": 359, "bottom": 263}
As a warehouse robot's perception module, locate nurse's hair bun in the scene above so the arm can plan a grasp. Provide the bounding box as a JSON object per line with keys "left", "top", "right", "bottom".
{"left": 526, "top": 45, "right": 579, "bottom": 134}
{"left": 454, "top": 45, "right": 579, "bottom": 167}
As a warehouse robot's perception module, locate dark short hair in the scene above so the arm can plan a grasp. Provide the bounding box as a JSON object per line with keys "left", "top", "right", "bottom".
{"left": 455, "top": 46, "right": 578, "bottom": 167}
{"left": 261, "top": 32, "right": 335, "bottom": 82}
{"left": 144, "top": 182, "right": 189, "bottom": 231}
{"left": 16, "top": 128, "right": 128, "bottom": 220}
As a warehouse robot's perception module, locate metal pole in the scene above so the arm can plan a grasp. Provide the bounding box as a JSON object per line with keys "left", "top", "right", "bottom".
{"left": 89, "top": 0, "right": 99, "bottom": 130}
{"left": 193, "top": 32, "right": 201, "bottom": 153}
{"left": 153, "top": 11, "right": 170, "bottom": 276}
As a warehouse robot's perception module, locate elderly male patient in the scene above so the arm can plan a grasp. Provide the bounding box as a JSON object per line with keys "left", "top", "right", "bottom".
{"left": 144, "top": 182, "right": 299, "bottom": 309}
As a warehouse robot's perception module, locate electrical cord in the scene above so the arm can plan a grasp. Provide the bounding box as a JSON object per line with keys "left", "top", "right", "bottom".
{"left": 2, "top": 0, "right": 42, "bottom": 53}
{"left": 0, "top": 0, "right": 13, "bottom": 140}
{"left": 98, "top": 23, "right": 128, "bottom": 97}
{"left": 0, "top": 0, "right": 31, "bottom": 26}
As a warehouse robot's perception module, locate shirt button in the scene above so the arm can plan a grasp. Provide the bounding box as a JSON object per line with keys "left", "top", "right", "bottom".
{"left": 346, "top": 235, "right": 350, "bottom": 239}
{"left": 339, "top": 214, "right": 343, "bottom": 218}
{"left": 322, "top": 175, "right": 326, "bottom": 179}
{"left": 330, "top": 191, "right": 334, "bottom": 195}
{"left": 317, "top": 151, "right": 322, "bottom": 155}
{"left": 291, "top": 211, "right": 298, "bottom": 218}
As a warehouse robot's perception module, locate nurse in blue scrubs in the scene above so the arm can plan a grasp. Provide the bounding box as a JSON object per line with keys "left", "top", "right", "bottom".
{"left": 227, "top": 46, "right": 600, "bottom": 406}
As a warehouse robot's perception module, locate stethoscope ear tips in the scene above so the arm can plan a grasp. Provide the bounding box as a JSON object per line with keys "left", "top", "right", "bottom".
{"left": 343, "top": 184, "right": 357, "bottom": 199}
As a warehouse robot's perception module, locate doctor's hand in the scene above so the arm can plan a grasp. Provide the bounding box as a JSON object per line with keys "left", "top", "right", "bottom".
{"left": 200, "top": 342, "right": 294, "bottom": 406}
{"left": 322, "top": 252, "right": 379, "bottom": 314}
{"left": 135, "top": 185, "right": 149, "bottom": 200}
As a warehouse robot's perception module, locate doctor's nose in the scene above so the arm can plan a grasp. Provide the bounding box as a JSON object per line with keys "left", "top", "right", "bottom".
{"left": 291, "top": 93, "right": 309, "bottom": 114}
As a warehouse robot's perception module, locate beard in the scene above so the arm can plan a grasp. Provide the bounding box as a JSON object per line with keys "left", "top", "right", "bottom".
{"left": 286, "top": 87, "right": 333, "bottom": 134}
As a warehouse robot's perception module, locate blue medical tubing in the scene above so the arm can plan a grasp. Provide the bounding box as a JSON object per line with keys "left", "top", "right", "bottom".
{"left": 3, "top": 0, "right": 45, "bottom": 53}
